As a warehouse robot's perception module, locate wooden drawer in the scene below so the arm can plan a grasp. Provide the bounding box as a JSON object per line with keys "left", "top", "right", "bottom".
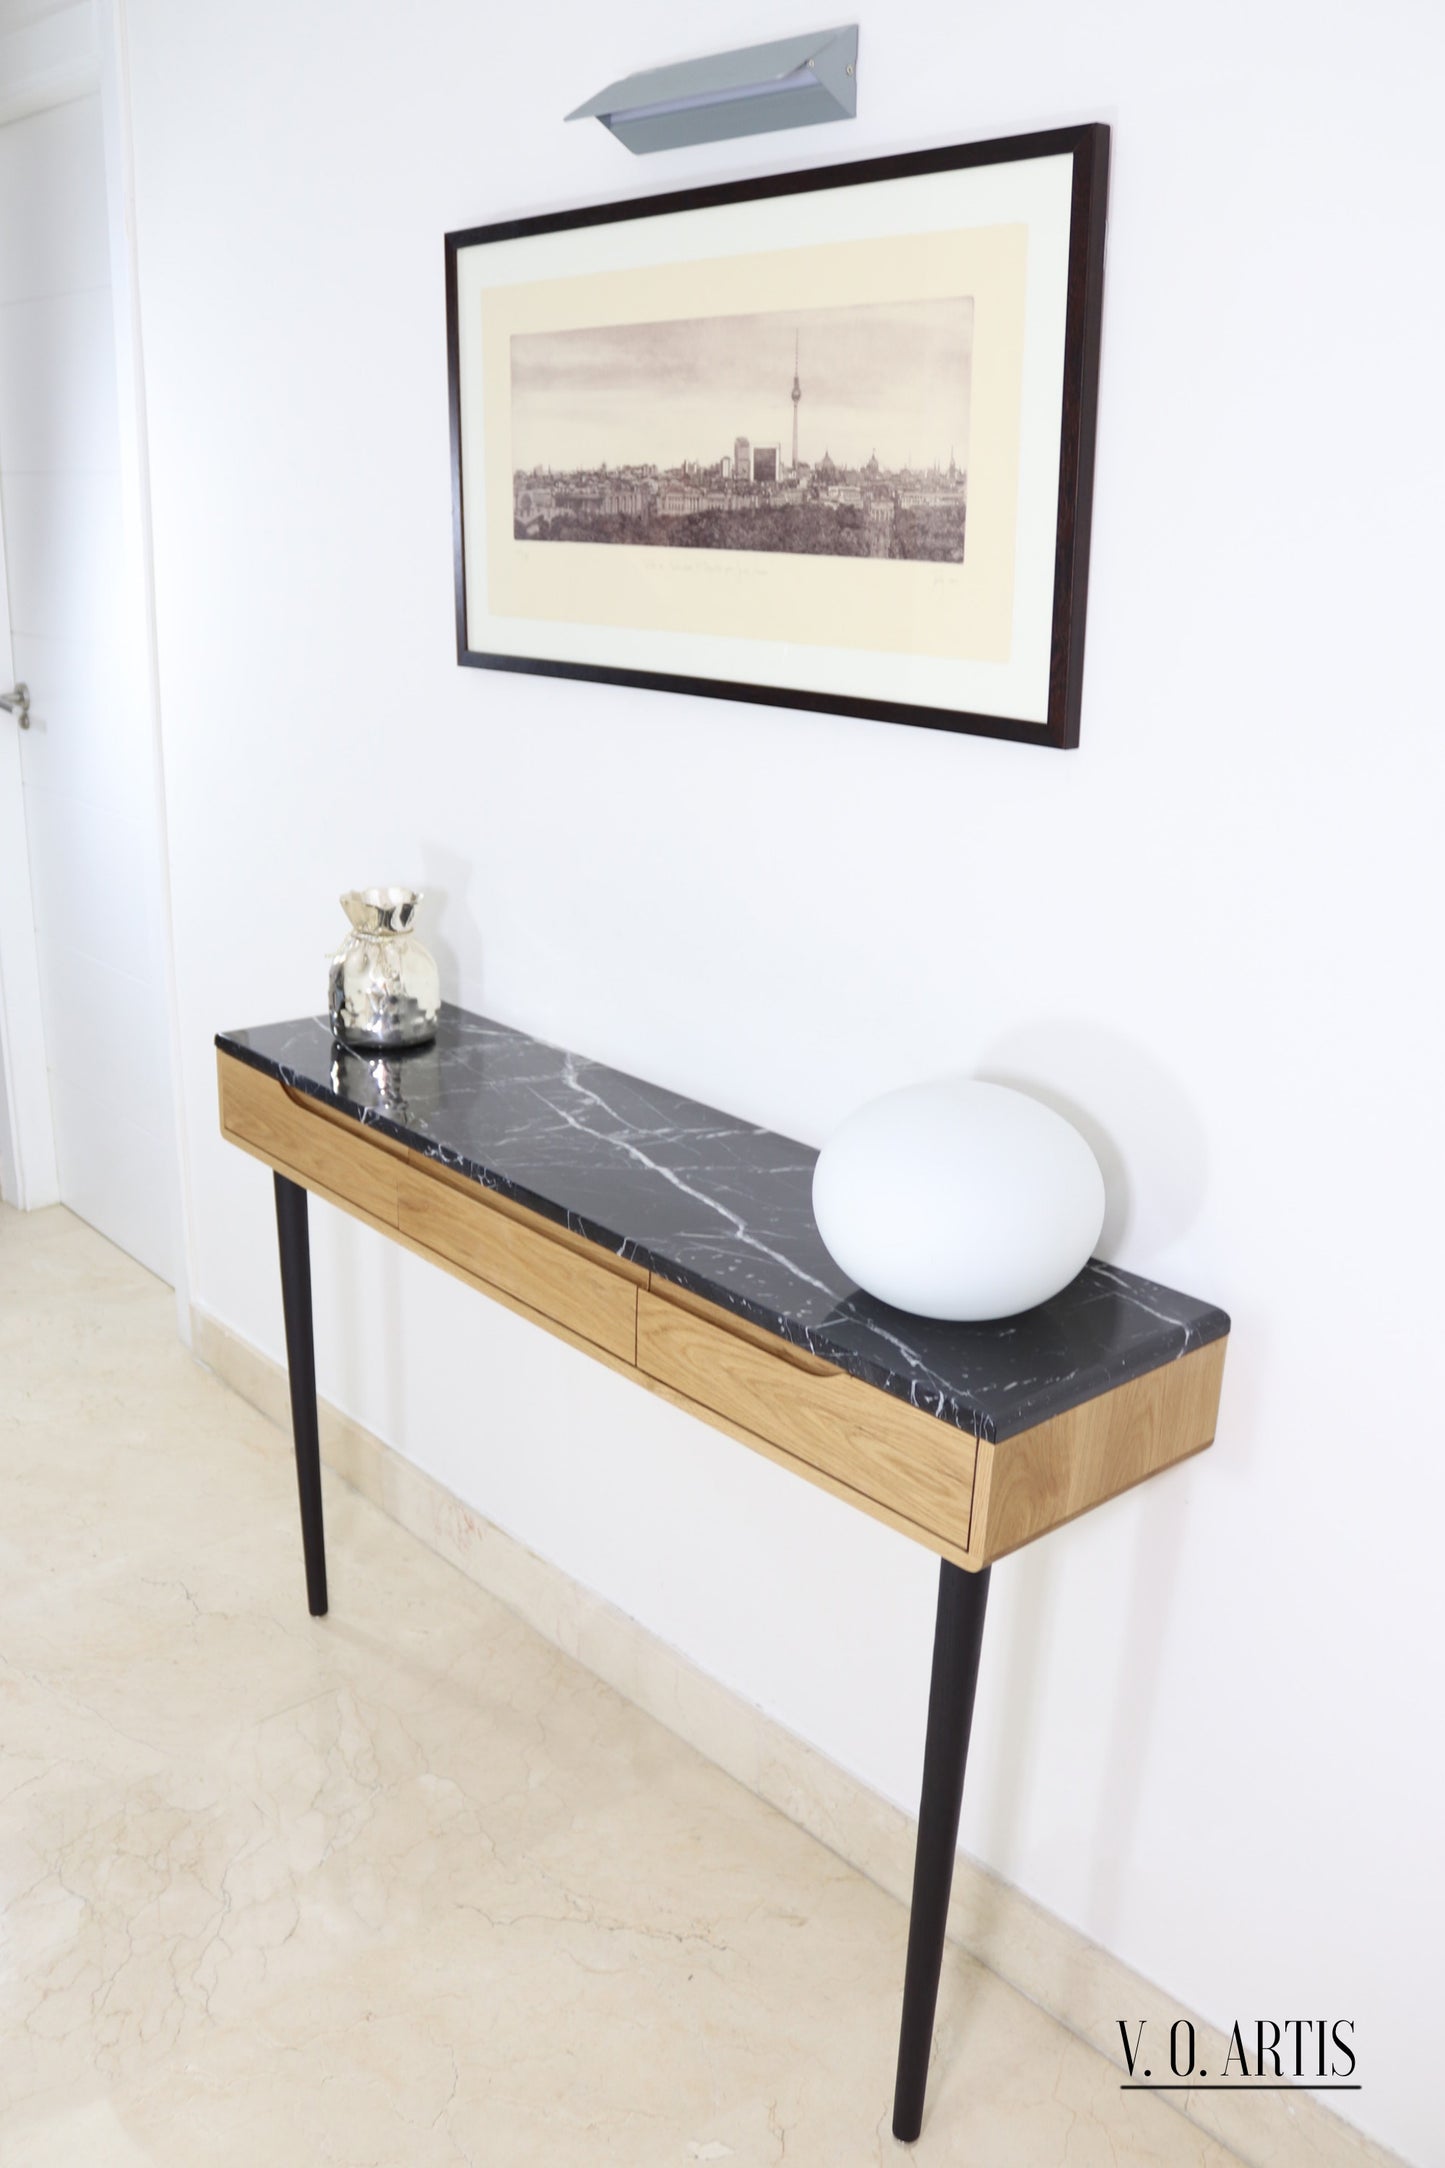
{"left": 219, "top": 1047, "right": 636, "bottom": 1365}
{"left": 220, "top": 1045, "right": 1225, "bottom": 1568}
{"left": 218, "top": 1051, "right": 402, "bottom": 1225}
{"left": 636, "top": 1285, "right": 978, "bottom": 1557}
{"left": 396, "top": 1160, "right": 637, "bottom": 1364}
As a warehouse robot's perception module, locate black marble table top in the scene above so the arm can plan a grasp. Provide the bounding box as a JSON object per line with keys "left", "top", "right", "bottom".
{"left": 217, "top": 1006, "right": 1229, "bottom": 1444}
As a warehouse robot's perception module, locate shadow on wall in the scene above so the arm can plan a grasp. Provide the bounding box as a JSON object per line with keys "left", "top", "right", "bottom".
{"left": 413, "top": 840, "right": 486, "bottom": 1011}
{"left": 967, "top": 1020, "right": 1212, "bottom": 1942}
{"left": 974, "top": 1019, "right": 1211, "bottom": 1264}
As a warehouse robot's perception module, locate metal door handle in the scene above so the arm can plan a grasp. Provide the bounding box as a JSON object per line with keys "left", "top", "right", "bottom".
{"left": 0, "top": 683, "right": 29, "bottom": 728}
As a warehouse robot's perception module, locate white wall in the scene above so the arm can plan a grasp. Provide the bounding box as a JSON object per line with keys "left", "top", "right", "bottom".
{"left": 0, "top": 0, "right": 97, "bottom": 128}
{"left": 122, "top": 4, "right": 1445, "bottom": 2160}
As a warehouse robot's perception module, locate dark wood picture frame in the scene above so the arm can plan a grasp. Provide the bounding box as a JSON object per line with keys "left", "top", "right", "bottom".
{"left": 446, "top": 124, "right": 1109, "bottom": 749}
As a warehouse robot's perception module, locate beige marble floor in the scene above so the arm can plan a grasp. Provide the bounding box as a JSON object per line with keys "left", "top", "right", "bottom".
{"left": 0, "top": 1204, "right": 1250, "bottom": 2168}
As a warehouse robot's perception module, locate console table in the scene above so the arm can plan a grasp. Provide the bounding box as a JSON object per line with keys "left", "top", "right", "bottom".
{"left": 216, "top": 1006, "right": 1228, "bottom": 2142}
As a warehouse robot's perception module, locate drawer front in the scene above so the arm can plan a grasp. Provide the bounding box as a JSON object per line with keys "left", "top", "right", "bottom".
{"left": 636, "top": 1287, "right": 977, "bottom": 1554}
{"left": 396, "top": 1161, "right": 637, "bottom": 1363}
{"left": 218, "top": 1052, "right": 400, "bottom": 1225}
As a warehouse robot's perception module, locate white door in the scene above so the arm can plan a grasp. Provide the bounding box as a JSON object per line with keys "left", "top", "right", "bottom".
{"left": 0, "top": 90, "right": 178, "bottom": 1284}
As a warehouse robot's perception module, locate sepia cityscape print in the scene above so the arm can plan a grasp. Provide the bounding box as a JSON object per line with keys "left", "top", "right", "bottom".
{"left": 510, "top": 297, "right": 972, "bottom": 564}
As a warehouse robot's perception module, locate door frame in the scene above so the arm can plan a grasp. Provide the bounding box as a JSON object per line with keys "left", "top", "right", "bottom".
{"left": 0, "top": 499, "right": 59, "bottom": 1209}
{"left": 0, "top": 0, "right": 193, "bottom": 1326}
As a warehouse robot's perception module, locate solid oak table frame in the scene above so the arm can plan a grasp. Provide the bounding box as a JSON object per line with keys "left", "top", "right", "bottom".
{"left": 217, "top": 1042, "right": 1227, "bottom": 2142}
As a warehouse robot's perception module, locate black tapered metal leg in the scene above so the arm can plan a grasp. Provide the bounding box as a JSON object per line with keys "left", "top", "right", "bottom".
{"left": 892, "top": 1559, "right": 991, "bottom": 2142}
{"left": 274, "top": 1172, "right": 328, "bottom": 1617}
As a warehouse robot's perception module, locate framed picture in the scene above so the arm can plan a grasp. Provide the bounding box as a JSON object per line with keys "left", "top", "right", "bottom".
{"left": 446, "top": 124, "right": 1108, "bottom": 749}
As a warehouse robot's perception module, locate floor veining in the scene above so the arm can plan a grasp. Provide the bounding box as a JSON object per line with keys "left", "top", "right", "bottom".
{"left": 0, "top": 1204, "right": 1248, "bottom": 2167}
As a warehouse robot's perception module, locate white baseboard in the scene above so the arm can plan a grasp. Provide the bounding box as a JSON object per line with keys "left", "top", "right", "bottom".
{"left": 192, "top": 1305, "right": 1403, "bottom": 2168}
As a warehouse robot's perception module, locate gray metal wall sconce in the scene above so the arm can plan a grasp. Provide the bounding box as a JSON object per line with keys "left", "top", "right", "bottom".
{"left": 566, "top": 25, "right": 858, "bottom": 155}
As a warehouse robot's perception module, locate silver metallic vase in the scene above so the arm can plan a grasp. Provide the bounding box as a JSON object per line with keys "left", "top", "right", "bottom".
{"left": 327, "top": 887, "right": 440, "bottom": 1050}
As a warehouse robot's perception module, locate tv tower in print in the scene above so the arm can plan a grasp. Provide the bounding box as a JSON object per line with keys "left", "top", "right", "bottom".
{"left": 791, "top": 331, "right": 802, "bottom": 471}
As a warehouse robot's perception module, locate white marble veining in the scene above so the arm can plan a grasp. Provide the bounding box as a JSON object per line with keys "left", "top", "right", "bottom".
{"left": 220, "top": 1007, "right": 1230, "bottom": 1442}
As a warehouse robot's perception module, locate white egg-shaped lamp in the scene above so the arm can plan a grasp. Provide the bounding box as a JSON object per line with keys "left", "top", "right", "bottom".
{"left": 812, "top": 1079, "right": 1106, "bottom": 1322}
